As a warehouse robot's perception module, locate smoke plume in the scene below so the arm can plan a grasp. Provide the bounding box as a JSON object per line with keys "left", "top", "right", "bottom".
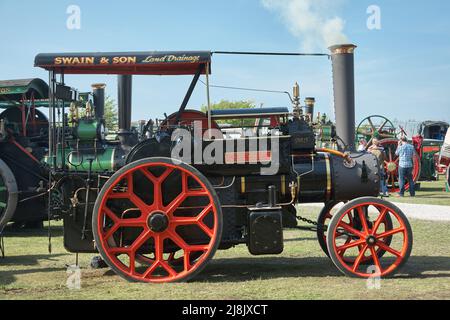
{"left": 262, "top": 0, "right": 349, "bottom": 51}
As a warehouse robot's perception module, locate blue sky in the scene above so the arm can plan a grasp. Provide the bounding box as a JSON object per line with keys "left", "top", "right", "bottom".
{"left": 0, "top": 0, "right": 449, "bottom": 124}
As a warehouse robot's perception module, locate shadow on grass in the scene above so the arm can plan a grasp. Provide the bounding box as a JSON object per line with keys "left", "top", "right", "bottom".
{"left": 0, "top": 254, "right": 67, "bottom": 286}
{"left": 196, "top": 255, "right": 450, "bottom": 282}
{"left": 396, "top": 256, "right": 450, "bottom": 279}
{"left": 195, "top": 257, "right": 340, "bottom": 281}
{"left": 0, "top": 267, "right": 65, "bottom": 287}
{"left": 1, "top": 225, "right": 64, "bottom": 238}
{"left": 284, "top": 237, "right": 318, "bottom": 242}
{"left": 0, "top": 253, "right": 66, "bottom": 266}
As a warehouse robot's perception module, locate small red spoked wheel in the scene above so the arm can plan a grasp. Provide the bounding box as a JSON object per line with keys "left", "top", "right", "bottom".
{"left": 92, "top": 157, "right": 223, "bottom": 283}
{"left": 380, "top": 138, "right": 421, "bottom": 193}
{"left": 317, "top": 201, "right": 393, "bottom": 264}
{"left": 326, "top": 197, "right": 413, "bottom": 278}
{"left": 317, "top": 201, "right": 342, "bottom": 257}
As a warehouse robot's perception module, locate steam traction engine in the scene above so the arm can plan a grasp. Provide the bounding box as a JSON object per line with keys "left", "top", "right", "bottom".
{"left": 0, "top": 79, "right": 55, "bottom": 231}
{"left": 34, "top": 45, "right": 413, "bottom": 283}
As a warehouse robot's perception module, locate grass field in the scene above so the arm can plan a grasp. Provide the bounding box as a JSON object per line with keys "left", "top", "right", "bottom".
{"left": 390, "top": 179, "right": 450, "bottom": 206}
{"left": 1, "top": 204, "right": 450, "bottom": 300}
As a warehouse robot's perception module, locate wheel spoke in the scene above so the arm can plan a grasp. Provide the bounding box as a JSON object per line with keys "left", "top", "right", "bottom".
{"left": 189, "top": 245, "right": 209, "bottom": 252}
{"left": 337, "top": 222, "right": 366, "bottom": 239}
{"left": 184, "top": 251, "right": 192, "bottom": 271}
{"left": 181, "top": 171, "right": 188, "bottom": 192}
{"left": 164, "top": 192, "right": 187, "bottom": 216}
{"left": 109, "top": 247, "right": 130, "bottom": 254}
{"left": 346, "top": 211, "right": 354, "bottom": 224}
{"left": 368, "top": 118, "right": 376, "bottom": 133}
{"left": 376, "top": 227, "right": 405, "bottom": 239}
{"left": 376, "top": 241, "right": 402, "bottom": 257}
{"left": 198, "top": 204, "right": 213, "bottom": 220}
{"left": 356, "top": 207, "right": 370, "bottom": 234}
{"left": 153, "top": 234, "right": 164, "bottom": 261}
{"left": 129, "top": 252, "right": 136, "bottom": 274}
{"left": 128, "top": 193, "right": 150, "bottom": 213}
{"left": 167, "top": 230, "right": 189, "bottom": 251}
{"left": 119, "top": 218, "right": 146, "bottom": 228}
{"left": 186, "top": 190, "right": 209, "bottom": 197}
{"left": 171, "top": 217, "right": 199, "bottom": 225}
{"left": 126, "top": 173, "right": 133, "bottom": 194}
{"left": 157, "top": 167, "right": 174, "bottom": 183}
{"left": 352, "top": 244, "right": 368, "bottom": 272}
{"left": 142, "top": 261, "right": 160, "bottom": 279}
{"left": 103, "top": 223, "right": 120, "bottom": 241}
{"left": 153, "top": 181, "right": 163, "bottom": 209}
{"left": 369, "top": 247, "right": 382, "bottom": 274}
{"left": 337, "top": 239, "right": 366, "bottom": 253}
{"left": 379, "top": 119, "right": 389, "bottom": 132}
{"left": 160, "top": 260, "right": 178, "bottom": 277}
{"left": 371, "top": 208, "right": 388, "bottom": 234}
{"left": 130, "top": 230, "right": 153, "bottom": 252}
{"left": 198, "top": 222, "right": 214, "bottom": 238}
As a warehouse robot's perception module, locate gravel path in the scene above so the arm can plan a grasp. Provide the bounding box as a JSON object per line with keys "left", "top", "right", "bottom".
{"left": 299, "top": 201, "right": 450, "bottom": 222}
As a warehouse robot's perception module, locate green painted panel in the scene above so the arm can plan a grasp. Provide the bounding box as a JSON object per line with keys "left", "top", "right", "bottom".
{"left": 44, "top": 146, "right": 116, "bottom": 172}
{"left": 0, "top": 86, "right": 28, "bottom": 95}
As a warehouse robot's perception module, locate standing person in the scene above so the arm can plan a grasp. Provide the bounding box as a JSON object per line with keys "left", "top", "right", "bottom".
{"left": 395, "top": 137, "right": 416, "bottom": 197}
{"left": 368, "top": 138, "right": 389, "bottom": 197}
{"left": 357, "top": 139, "right": 368, "bottom": 152}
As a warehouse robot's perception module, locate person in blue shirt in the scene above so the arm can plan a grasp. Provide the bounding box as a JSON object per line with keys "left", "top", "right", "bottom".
{"left": 395, "top": 137, "right": 416, "bottom": 197}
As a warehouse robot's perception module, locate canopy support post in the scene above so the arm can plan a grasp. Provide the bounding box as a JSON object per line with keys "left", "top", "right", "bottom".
{"left": 175, "top": 65, "right": 204, "bottom": 125}
{"left": 206, "top": 62, "right": 212, "bottom": 134}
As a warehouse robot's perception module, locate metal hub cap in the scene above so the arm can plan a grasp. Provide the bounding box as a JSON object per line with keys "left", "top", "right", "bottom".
{"left": 148, "top": 212, "right": 169, "bottom": 233}
{"left": 366, "top": 235, "right": 377, "bottom": 246}
{"left": 386, "top": 162, "right": 397, "bottom": 172}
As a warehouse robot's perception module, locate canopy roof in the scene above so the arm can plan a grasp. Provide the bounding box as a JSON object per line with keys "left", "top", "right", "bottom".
{"left": 210, "top": 107, "right": 290, "bottom": 119}
{"left": 34, "top": 51, "right": 212, "bottom": 75}
{"left": 0, "top": 79, "right": 49, "bottom": 108}
{"left": 420, "top": 121, "right": 449, "bottom": 128}
{"left": 0, "top": 78, "right": 48, "bottom": 98}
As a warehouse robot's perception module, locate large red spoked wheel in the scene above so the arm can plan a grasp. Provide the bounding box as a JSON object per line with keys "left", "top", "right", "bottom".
{"left": 380, "top": 138, "right": 421, "bottom": 193}
{"left": 0, "top": 158, "right": 18, "bottom": 232}
{"left": 317, "top": 201, "right": 393, "bottom": 264}
{"left": 92, "top": 157, "right": 223, "bottom": 283}
{"left": 326, "top": 198, "right": 413, "bottom": 278}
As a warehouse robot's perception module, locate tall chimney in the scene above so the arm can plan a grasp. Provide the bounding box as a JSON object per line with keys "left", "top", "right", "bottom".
{"left": 329, "top": 44, "right": 357, "bottom": 151}
{"left": 92, "top": 83, "right": 106, "bottom": 120}
{"left": 304, "top": 97, "right": 315, "bottom": 120}
{"left": 118, "top": 75, "right": 132, "bottom": 133}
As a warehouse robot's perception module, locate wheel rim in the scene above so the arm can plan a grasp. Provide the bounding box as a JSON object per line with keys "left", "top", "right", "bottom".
{"left": 329, "top": 200, "right": 412, "bottom": 278}
{"left": 356, "top": 115, "right": 396, "bottom": 147}
{"left": 381, "top": 138, "right": 421, "bottom": 193}
{"left": 94, "top": 160, "right": 221, "bottom": 283}
{"left": 0, "top": 159, "right": 18, "bottom": 231}
{"left": 0, "top": 175, "right": 7, "bottom": 220}
{"left": 318, "top": 201, "right": 392, "bottom": 264}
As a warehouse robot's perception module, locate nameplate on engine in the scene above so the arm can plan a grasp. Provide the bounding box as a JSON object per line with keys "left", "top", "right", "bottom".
{"left": 224, "top": 151, "right": 271, "bottom": 164}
